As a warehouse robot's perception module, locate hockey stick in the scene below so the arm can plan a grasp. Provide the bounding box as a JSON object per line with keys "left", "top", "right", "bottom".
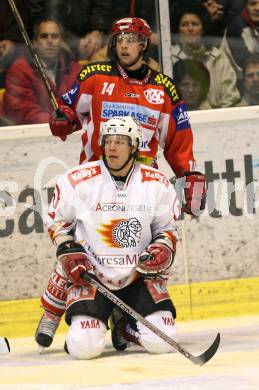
{"left": 8, "top": 0, "right": 59, "bottom": 111}
{"left": 82, "top": 273, "right": 220, "bottom": 365}
{"left": 0, "top": 337, "right": 10, "bottom": 355}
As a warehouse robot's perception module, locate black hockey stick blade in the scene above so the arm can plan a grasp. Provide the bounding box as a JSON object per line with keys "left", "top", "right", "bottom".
{"left": 188, "top": 332, "right": 220, "bottom": 366}
{"left": 0, "top": 337, "right": 10, "bottom": 355}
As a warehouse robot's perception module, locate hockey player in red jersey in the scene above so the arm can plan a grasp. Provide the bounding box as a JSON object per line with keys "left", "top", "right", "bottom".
{"left": 46, "top": 116, "right": 179, "bottom": 359}
{"left": 50, "top": 17, "right": 200, "bottom": 179}
{"left": 35, "top": 17, "right": 206, "bottom": 349}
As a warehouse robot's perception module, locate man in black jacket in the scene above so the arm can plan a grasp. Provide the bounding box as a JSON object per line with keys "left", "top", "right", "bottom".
{"left": 0, "top": 0, "right": 45, "bottom": 88}
{"left": 226, "top": 0, "right": 259, "bottom": 69}
{"left": 45, "top": 0, "right": 112, "bottom": 61}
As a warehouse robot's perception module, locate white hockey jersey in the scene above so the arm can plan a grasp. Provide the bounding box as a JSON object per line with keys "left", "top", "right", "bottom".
{"left": 47, "top": 160, "right": 179, "bottom": 290}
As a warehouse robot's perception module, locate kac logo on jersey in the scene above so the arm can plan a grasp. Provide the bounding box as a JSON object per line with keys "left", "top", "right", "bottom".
{"left": 97, "top": 218, "right": 142, "bottom": 248}
{"left": 62, "top": 82, "right": 80, "bottom": 105}
{"left": 144, "top": 88, "right": 164, "bottom": 104}
{"left": 173, "top": 103, "right": 190, "bottom": 131}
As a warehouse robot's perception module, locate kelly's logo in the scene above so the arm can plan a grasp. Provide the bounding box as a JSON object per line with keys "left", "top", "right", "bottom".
{"left": 68, "top": 166, "right": 101, "bottom": 187}
{"left": 141, "top": 168, "right": 169, "bottom": 187}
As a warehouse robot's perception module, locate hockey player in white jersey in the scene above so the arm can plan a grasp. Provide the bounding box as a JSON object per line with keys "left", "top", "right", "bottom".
{"left": 46, "top": 116, "right": 179, "bottom": 358}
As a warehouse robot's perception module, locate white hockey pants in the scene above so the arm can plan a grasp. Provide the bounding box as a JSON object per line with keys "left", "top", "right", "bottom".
{"left": 66, "top": 310, "right": 176, "bottom": 359}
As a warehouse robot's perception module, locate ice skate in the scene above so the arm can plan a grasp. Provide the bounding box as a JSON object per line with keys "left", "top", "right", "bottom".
{"left": 110, "top": 307, "right": 129, "bottom": 351}
{"left": 35, "top": 311, "right": 61, "bottom": 348}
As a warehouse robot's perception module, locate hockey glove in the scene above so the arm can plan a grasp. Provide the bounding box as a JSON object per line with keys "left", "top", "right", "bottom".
{"left": 49, "top": 105, "right": 81, "bottom": 141}
{"left": 57, "top": 241, "right": 92, "bottom": 285}
{"left": 184, "top": 171, "right": 206, "bottom": 217}
{"left": 137, "top": 235, "right": 175, "bottom": 278}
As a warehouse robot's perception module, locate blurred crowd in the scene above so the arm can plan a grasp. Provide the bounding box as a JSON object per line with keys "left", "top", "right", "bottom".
{"left": 0, "top": 0, "right": 259, "bottom": 126}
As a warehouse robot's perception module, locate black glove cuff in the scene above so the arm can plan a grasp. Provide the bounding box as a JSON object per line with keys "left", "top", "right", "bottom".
{"left": 184, "top": 171, "right": 205, "bottom": 178}
{"left": 56, "top": 241, "right": 86, "bottom": 258}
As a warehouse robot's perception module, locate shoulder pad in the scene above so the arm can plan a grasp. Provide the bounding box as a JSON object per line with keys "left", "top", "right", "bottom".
{"left": 78, "top": 61, "right": 116, "bottom": 82}
{"left": 152, "top": 71, "right": 180, "bottom": 104}
{"left": 68, "top": 164, "right": 101, "bottom": 188}
{"left": 141, "top": 167, "right": 169, "bottom": 187}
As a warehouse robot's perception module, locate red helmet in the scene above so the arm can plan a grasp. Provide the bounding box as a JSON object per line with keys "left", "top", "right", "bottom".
{"left": 111, "top": 17, "right": 152, "bottom": 38}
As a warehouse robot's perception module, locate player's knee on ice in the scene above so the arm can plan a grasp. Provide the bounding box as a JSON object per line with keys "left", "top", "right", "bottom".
{"left": 137, "top": 311, "right": 176, "bottom": 354}
{"left": 66, "top": 315, "right": 106, "bottom": 359}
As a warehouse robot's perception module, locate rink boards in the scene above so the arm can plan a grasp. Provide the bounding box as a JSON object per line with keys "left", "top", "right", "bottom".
{"left": 0, "top": 105, "right": 259, "bottom": 320}
{"left": 1, "top": 106, "right": 259, "bottom": 389}
{"left": 1, "top": 276, "right": 259, "bottom": 339}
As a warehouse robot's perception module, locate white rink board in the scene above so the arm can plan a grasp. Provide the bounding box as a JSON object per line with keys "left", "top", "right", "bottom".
{"left": 0, "top": 106, "right": 259, "bottom": 299}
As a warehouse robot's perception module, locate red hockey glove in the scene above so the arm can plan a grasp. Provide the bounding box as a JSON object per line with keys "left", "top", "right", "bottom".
{"left": 49, "top": 105, "right": 82, "bottom": 141}
{"left": 137, "top": 242, "right": 174, "bottom": 278}
{"left": 57, "top": 241, "right": 92, "bottom": 285}
{"left": 184, "top": 171, "right": 206, "bottom": 217}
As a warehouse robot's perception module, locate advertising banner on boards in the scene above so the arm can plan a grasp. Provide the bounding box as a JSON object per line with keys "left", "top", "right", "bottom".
{"left": 0, "top": 107, "right": 259, "bottom": 299}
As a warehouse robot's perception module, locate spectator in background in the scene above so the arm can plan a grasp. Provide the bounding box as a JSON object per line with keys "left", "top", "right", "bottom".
{"left": 225, "top": 0, "right": 259, "bottom": 70}
{"left": 0, "top": 0, "right": 45, "bottom": 89}
{"left": 3, "top": 17, "right": 81, "bottom": 125}
{"left": 201, "top": 0, "right": 246, "bottom": 36}
{"left": 45, "top": 0, "right": 112, "bottom": 63}
{"left": 170, "top": 0, "right": 246, "bottom": 39}
{"left": 238, "top": 54, "right": 259, "bottom": 105}
{"left": 171, "top": 1, "right": 240, "bottom": 108}
{"left": 173, "top": 59, "right": 211, "bottom": 110}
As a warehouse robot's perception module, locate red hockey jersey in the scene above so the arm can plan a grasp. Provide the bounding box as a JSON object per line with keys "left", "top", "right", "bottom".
{"left": 61, "top": 61, "right": 195, "bottom": 177}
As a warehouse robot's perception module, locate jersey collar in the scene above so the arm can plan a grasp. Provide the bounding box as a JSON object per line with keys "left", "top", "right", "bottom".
{"left": 117, "top": 62, "right": 152, "bottom": 85}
